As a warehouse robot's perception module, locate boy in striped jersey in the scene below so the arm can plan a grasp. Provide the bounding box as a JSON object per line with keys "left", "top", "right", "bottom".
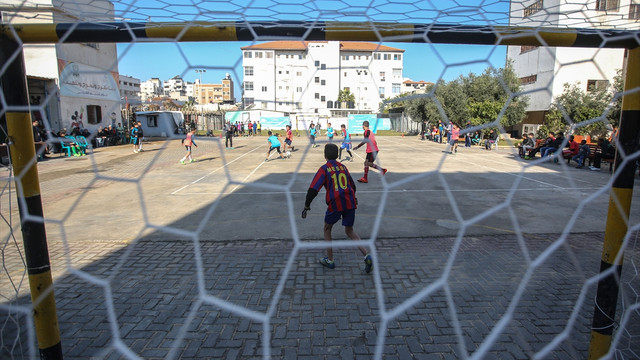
{"left": 302, "top": 143, "right": 373, "bottom": 273}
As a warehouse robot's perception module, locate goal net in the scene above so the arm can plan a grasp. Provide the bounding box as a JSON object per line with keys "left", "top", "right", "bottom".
{"left": 1, "top": 0, "right": 639, "bottom": 359}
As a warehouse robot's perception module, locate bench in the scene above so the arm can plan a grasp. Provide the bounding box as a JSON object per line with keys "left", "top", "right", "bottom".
{"left": 560, "top": 143, "right": 614, "bottom": 171}
{"left": 1, "top": 141, "right": 48, "bottom": 164}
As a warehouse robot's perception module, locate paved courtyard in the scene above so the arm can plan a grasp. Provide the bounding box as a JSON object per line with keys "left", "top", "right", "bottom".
{"left": 1, "top": 134, "right": 639, "bottom": 359}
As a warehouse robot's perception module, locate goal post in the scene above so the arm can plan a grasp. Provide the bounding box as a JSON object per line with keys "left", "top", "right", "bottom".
{"left": 2, "top": 21, "right": 638, "bottom": 48}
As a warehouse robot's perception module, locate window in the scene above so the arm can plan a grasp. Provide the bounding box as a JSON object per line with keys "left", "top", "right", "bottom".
{"left": 394, "top": 54, "right": 402, "bottom": 61}
{"left": 524, "top": 0, "right": 543, "bottom": 17}
{"left": 393, "top": 68, "right": 402, "bottom": 77}
{"left": 380, "top": 71, "right": 385, "bottom": 82}
{"left": 315, "top": 60, "right": 320, "bottom": 66}
{"left": 384, "top": 54, "right": 392, "bottom": 60}
{"left": 520, "top": 45, "right": 538, "bottom": 53}
{"left": 147, "top": 116, "right": 158, "bottom": 127}
{"left": 596, "top": 0, "right": 618, "bottom": 11}
{"left": 296, "top": 71, "right": 302, "bottom": 76}
{"left": 321, "top": 64, "right": 326, "bottom": 70}
{"left": 255, "top": 51, "right": 263, "bottom": 58}
{"left": 315, "top": 77, "right": 320, "bottom": 83}
{"left": 321, "top": 96, "right": 325, "bottom": 102}
{"left": 261, "top": 86, "right": 267, "bottom": 92}
{"left": 321, "top": 80, "right": 326, "bottom": 86}
{"left": 374, "top": 53, "right": 381, "bottom": 60}
{"left": 344, "top": 71, "right": 347, "bottom": 77}
{"left": 379, "top": 87, "right": 385, "bottom": 98}
{"left": 392, "top": 83, "right": 401, "bottom": 94}
{"left": 245, "top": 97, "right": 254, "bottom": 106}
{"left": 244, "top": 51, "right": 252, "bottom": 58}
{"left": 587, "top": 79, "right": 609, "bottom": 92}
{"left": 266, "top": 52, "right": 273, "bottom": 58}
{"left": 520, "top": 74, "right": 537, "bottom": 85}
{"left": 296, "top": 87, "right": 302, "bottom": 92}
{"left": 244, "top": 82, "right": 254, "bottom": 91}
{"left": 315, "top": 93, "right": 320, "bottom": 99}
{"left": 86, "top": 105, "right": 102, "bottom": 124}
{"left": 262, "top": 102, "right": 268, "bottom": 108}
{"left": 244, "top": 66, "right": 253, "bottom": 76}
{"left": 630, "top": 4, "right": 640, "bottom": 19}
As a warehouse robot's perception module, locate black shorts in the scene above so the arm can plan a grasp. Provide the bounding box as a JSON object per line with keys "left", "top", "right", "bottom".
{"left": 268, "top": 146, "right": 282, "bottom": 154}
{"left": 366, "top": 151, "right": 378, "bottom": 163}
{"left": 284, "top": 138, "right": 292, "bottom": 145}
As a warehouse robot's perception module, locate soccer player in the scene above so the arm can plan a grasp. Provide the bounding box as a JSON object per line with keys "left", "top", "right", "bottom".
{"left": 179, "top": 129, "right": 198, "bottom": 164}
{"left": 309, "top": 123, "right": 318, "bottom": 148}
{"left": 265, "top": 131, "right": 285, "bottom": 161}
{"left": 353, "top": 121, "right": 387, "bottom": 183}
{"left": 326, "top": 122, "right": 335, "bottom": 143}
{"left": 302, "top": 143, "right": 372, "bottom": 273}
{"left": 338, "top": 124, "right": 353, "bottom": 161}
{"left": 284, "top": 124, "right": 294, "bottom": 156}
{"left": 130, "top": 122, "right": 139, "bottom": 153}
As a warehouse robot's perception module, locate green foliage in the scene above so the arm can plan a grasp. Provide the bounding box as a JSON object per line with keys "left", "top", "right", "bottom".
{"left": 401, "top": 61, "right": 528, "bottom": 136}
{"left": 544, "top": 71, "right": 622, "bottom": 139}
{"left": 337, "top": 89, "right": 355, "bottom": 103}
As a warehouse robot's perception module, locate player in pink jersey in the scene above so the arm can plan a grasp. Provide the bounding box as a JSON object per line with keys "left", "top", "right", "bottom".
{"left": 353, "top": 121, "right": 387, "bottom": 183}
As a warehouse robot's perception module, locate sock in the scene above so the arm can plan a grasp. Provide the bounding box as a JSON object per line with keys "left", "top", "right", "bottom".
{"left": 188, "top": 155, "right": 192, "bottom": 161}
{"left": 181, "top": 156, "right": 186, "bottom": 162}
{"left": 347, "top": 150, "right": 353, "bottom": 157}
{"left": 364, "top": 166, "right": 369, "bottom": 179}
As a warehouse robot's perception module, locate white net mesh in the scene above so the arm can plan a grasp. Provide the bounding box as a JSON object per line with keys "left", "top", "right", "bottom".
{"left": 1, "top": 0, "right": 640, "bottom": 359}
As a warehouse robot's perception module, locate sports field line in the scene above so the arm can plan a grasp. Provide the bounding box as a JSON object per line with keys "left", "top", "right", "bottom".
{"left": 379, "top": 136, "right": 602, "bottom": 189}
{"left": 171, "top": 144, "right": 263, "bottom": 195}
{"left": 175, "top": 186, "right": 602, "bottom": 196}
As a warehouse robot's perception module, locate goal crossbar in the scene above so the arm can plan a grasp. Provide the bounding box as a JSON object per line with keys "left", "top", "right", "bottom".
{"left": 2, "top": 21, "right": 638, "bottom": 48}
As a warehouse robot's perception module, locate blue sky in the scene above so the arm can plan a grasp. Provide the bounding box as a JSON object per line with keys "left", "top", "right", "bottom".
{"left": 114, "top": 0, "right": 512, "bottom": 99}
{"left": 117, "top": 41, "right": 508, "bottom": 100}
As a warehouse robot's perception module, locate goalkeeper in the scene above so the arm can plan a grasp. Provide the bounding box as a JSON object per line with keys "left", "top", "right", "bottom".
{"left": 301, "top": 143, "right": 373, "bottom": 273}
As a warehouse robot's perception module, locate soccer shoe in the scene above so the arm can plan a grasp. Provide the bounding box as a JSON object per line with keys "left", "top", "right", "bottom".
{"left": 320, "top": 257, "right": 335, "bottom": 269}
{"left": 382, "top": 169, "right": 388, "bottom": 176}
{"left": 357, "top": 177, "right": 368, "bottom": 183}
{"left": 364, "top": 254, "right": 373, "bottom": 274}
{"left": 190, "top": 159, "right": 196, "bottom": 163}
{"left": 180, "top": 160, "right": 185, "bottom": 165}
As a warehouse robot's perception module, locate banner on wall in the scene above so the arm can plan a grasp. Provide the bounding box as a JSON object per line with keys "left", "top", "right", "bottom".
{"left": 347, "top": 114, "right": 391, "bottom": 134}
{"left": 58, "top": 60, "right": 120, "bottom": 101}
{"left": 259, "top": 116, "right": 291, "bottom": 130}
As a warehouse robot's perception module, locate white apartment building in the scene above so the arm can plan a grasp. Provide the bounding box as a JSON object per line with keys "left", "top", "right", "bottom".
{"left": 507, "top": 0, "right": 638, "bottom": 135}
{"left": 141, "top": 78, "right": 163, "bottom": 102}
{"left": 241, "top": 41, "right": 404, "bottom": 116}
{"left": 163, "top": 76, "right": 187, "bottom": 96}
{"left": 2, "top": 0, "right": 122, "bottom": 132}
{"left": 119, "top": 74, "right": 141, "bottom": 107}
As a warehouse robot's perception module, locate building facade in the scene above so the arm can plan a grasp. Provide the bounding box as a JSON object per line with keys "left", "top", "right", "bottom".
{"left": 119, "top": 74, "right": 141, "bottom": 107}
{"left": 194, "top": 73, "right": 235, "bottom": 105}
{"left": 240, "top": 41, "right": 404, "bottom": 116}
{"left": 507, "top": 0, "right": 638, "bottom": 135}
{"left": 2, "top": 0, "right": 122, "bottom": 133}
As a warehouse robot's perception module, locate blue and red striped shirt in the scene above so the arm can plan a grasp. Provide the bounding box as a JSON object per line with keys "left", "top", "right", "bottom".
{"left": 308, "top": 160, "right": 357, "bottom": 212}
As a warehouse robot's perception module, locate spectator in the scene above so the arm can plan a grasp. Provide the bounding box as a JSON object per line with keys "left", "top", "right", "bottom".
{"left": 518, "top": 133, "right": 534, "bottom": 158}
{"left": 562, "top": 135, "right": 579, "bottom": 159}
{"left": 484, "top": 129, "right": 498, "bottom": 150}
{"left": 528, "top": 131, "right": 555, "bottom": 158}
{"left": 464, "top": 122, "right": 472, "bottom": 147}
{"left": 116, "top": 123, "right": 125, "bottom": 144}
{"left": 589, "top": 138, "right": 615, "bottom": 171}
{"left": 471, "top": 131, "right": 481, "bottom": 145}
{"left": 572, "top": 140, "right": 590, "bottom": 168}
{"left": 539, "top": 132, "right": 565, "bottom": 158}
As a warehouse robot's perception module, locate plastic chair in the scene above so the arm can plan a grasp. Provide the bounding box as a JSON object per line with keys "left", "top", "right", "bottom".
{"left": 59, "top": 139, "right": 73, "bottom": 156}
{"left": 74, "top": 135, "right": 90, "bottom": 154}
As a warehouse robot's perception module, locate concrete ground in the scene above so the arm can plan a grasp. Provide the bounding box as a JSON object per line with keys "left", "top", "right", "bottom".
{"left": 1, "top": 134, "right": 639, "bottom": 359}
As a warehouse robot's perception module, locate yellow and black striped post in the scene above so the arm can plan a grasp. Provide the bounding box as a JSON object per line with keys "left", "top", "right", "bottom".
{"left": 588, "top": 47, "right": 640, "bottom": 359}
{"left": 1, "top": 36, "right": 63, "bottom": 359}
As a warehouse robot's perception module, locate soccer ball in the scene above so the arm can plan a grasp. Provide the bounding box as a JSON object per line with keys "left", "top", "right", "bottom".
{"left": 286, "top": 151, "right": 291, "bottom": 157}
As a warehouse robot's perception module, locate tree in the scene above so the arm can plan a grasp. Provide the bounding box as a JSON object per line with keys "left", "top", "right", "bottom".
{"left": 543, "top": 78, "right": 618, "bottom": 139}
{"left": 337, "top": 89, "right": 355, "bottom": 108}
